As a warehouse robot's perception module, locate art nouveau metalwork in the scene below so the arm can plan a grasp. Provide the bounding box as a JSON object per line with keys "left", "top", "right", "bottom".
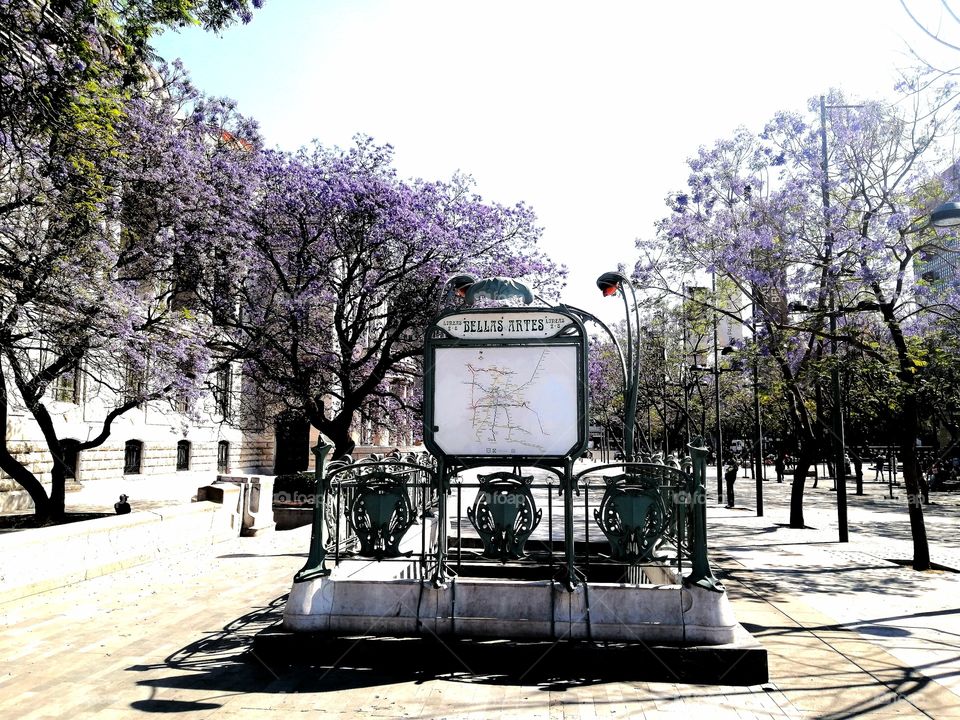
{"left": 467, "top": 471, "right": 542, "bottom": 560}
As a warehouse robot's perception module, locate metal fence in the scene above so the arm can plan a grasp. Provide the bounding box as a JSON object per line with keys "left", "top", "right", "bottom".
{"left": 295, "top": 445, "right": 721, "bottom": 593}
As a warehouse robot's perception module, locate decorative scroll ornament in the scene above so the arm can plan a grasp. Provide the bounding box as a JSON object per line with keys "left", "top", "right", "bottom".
{"left": 594, "top": 472, "right": 669, "bottom": 563}
{"left": 467, "top": 472, "right": 542, "bottom": 560}
{"left": 348, "top": 473, "right": 416, "bottom": 559}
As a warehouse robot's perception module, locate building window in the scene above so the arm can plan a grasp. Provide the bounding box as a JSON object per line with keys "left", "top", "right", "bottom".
{"left": 170, "top": 245, "right": 200, "bottom": 312}
{"left": 212, "top": 250, "right": 235, "bottom": 326}
{"left": 61, "top": 439, "right": 80, "bottom": 480}
{"left": 214, "top": 365, "right": 232, "bottom": 419}
{"left": 217, "top": 441, "right": 230, "bottom": 474}
{"left": 176, "top": 440, "right": 190, "bottom": 471}
{"left": 53, "top": 360, "right": 82, "bottom": 404}
{"left": 124, "top": 361, "right": 145, "bottom": 401}
{"left": 124, "top": 440, "right": 143, "bottom": 475}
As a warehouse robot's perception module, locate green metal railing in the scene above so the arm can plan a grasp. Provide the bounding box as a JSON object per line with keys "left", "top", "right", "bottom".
{"left": 295, "top": 442, "right": 722, "bottom": 593}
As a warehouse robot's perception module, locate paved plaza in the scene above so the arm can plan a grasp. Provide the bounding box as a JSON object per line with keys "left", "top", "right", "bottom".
{"left": 1, "top": 466, "right": 959, "bottom": 718}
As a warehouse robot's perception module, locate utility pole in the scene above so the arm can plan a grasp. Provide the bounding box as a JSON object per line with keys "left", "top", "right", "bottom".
{"left": 820, "top": 94, "right": 849, "bottom": 543}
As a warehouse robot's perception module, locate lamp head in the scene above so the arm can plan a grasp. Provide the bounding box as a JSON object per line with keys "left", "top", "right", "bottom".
{"left": 930, "top": 201, "right": 960, "bottom": 228}
{"left": 447, "top": 273, "right": 478, "bottom": 298}
{"left": 597, "top": 271, "right": 628, "bottom": 297}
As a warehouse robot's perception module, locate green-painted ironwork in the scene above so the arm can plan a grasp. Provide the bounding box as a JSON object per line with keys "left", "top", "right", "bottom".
{"left": 349, "top": 471, "right": 417, "bottom": 559}
{"left": 463, "top": 276, "right": 535, "bottom": 306}
{"left": 467, "top": 471, "right": 542, "bottom": 560}
{"left": 593, "top": 471, "right": 669, "bottom": 563}
{"left": 431, "top": 456, "right": 451, "bottom": 587}
{"left": 293, "top": 278, "right": 727, "bottom": 604}
{"left": 294, "top": 442, "right": 333, "bottom": 583}
{"left": 559, "top": 456, "right": 580, "bottom": 589}
{"left": 596, "top": 271, "right": 641, "bottom": 462}
{"left": 684, "top": 440, "right": 724, "bottom": 592}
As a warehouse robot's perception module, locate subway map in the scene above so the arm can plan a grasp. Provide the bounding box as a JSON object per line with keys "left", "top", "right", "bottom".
{"left": 431, "top": 345, "right": 579, "bottom": 457}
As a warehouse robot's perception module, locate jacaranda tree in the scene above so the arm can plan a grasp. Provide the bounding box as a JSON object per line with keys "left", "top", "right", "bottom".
{"left": 638, "top": 83, "right": 960, "bottom": 569}
{"left": 0, "top": 0, "right": 262, "bottom": 520}
{"left": 220, "top": 137, "right": 565, "bottom": 458}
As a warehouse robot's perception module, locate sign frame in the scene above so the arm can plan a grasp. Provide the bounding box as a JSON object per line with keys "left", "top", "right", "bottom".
{"left": 423, "top": 306, "right": 589, "bottom": 465}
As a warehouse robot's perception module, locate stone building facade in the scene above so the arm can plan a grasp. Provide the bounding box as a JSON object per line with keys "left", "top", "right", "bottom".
{"left": 0, "top": 364, "right": 275, "bottom": 512}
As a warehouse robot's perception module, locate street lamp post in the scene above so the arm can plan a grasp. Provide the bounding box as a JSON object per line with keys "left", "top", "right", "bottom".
{"left": 597, "top": 271, "right": 641, "bottom": 462}
{"left": 690, "top": 347, "right": 736, "bottom": 505}
{"left": 752, "top": 353, "right": 764, "bottom": 516}
{"left": 711, "top": 272, "right": 724, "bottom": 504}
{"left": 788, "top": 298, "right": 885, "bottom": 540}
{"left": 816, "top": 95, "right": 870, "bottom": 541}
{"left": 829, "top": 297, "right": 849, "bottom": 542}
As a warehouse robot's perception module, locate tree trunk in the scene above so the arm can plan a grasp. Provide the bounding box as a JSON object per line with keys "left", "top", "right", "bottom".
{"left": 32, "top": 405, "right": 67, "bottom": 521}
{"left": 48, "top": 458, "right": 67, "bottom": 522}
{"left": 314, "top": 413, "right": 356, "bottom": 460}
{"left": 789, "top": 448, "right": 817, "bottom": 528}
{"left": 0, "top": 360, "right": 52, "bottom": 520}
{"left": 900, "top": 393, "right": 931, "bottom": 570}
{"left": 875, "top": 295, "right": 931, "bottom": 571}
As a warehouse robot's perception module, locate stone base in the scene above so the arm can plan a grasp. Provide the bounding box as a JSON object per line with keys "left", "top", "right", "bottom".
{"left": 273, "top": 506, "right": 313, "bottom": 531}
{"left": 283, "top": 573, "right": 739, "bottom": 645}
{"left": 242, "top": 521, "right": 276, "bottom": 537}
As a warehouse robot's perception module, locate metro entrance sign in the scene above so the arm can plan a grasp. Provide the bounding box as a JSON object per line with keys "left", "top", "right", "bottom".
{"left": 434, "top": 310, "right": 575, "bottom": 340}
{"left": 424, "top": 307, "right": 588, "bottom": 462}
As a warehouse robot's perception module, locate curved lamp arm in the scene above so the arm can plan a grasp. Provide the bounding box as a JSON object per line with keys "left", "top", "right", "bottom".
{"left": 597, "top": 271, "right": 641, "bottom": 462}
{"left": 558, "top": 303, "right": 629, "bottom": 397}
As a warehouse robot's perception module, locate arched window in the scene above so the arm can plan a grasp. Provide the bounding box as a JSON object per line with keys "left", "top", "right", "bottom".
{"left": 217, "top": 441, "right": 230, "bottom": 474}
{"left": 176, "top": 440, "right": 190, "bottom": 471}
{"left": 124, "top": 440, "right": 143, "bottom": 475}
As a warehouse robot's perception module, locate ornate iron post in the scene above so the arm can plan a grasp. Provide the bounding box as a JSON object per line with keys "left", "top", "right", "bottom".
{"left": 430, "top": 456, "right": 450, "bottom": 587}
{"left": 294, "top": 441, "right": 333, "bottom": 582}
{"left": 684, "top": 441, "right": 724, "bottom": 592}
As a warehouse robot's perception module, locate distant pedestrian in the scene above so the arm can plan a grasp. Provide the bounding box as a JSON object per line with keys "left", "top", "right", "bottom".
{"left": 874, "top": 456, "right": 886, "bottom": 482}
{"left": 114, "top": 494, "right": 131, "bottom": 515}
{"left": 724, "top": 459, "right": 739, "bottom": 508}
{"left": 775, "top": 452, "right": 786, "bottom": 484}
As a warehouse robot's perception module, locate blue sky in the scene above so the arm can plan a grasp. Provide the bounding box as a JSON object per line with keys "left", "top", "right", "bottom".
{"left": 154, "top": 0, "right": 944, "bottom": 322}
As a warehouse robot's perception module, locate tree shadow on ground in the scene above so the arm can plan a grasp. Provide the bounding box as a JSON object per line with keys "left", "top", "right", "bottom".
{"left": 741, "top": 605, "right": 960, "bottom": 641}
{"left": 125, "top": 594, "right": 959, "bottom": 718}
{"left": 737, "top": 608, "right": 960, "bottom": 720}
{"left": 716, "top": 554, "right": 949, "bottom": 602}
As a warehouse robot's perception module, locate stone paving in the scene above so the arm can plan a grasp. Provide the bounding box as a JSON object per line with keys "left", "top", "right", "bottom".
{"left": 0, "top": 466, "right": 958, "bottom": 717}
